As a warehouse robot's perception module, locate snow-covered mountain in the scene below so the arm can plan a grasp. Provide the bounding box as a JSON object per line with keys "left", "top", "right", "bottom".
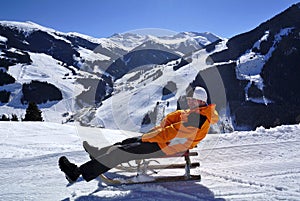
{"left": 1, "top": 3, "right": 300, "bottom": 131}
{"left": 0, "top": 20, "right": 221, "bottom": 125}
{"left": 204, "top": 3, "right": 300, "bottom": 130}
{"left": 82, "top": 3, "right": 300, "bottom": 131}
{"left": 89, "top": 46, "right": 225, "bottom": 132}
{"left": 0, "top": 121, "right": 299, "bottom": 200}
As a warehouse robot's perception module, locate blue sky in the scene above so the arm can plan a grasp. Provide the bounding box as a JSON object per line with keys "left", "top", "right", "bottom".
{"left": 1, "top": 0, "right": 299, "bottom": 38}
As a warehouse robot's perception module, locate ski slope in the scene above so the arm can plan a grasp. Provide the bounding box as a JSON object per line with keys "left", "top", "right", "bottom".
{"left": 0, "top": 122, "right": 299, "bottom": 201}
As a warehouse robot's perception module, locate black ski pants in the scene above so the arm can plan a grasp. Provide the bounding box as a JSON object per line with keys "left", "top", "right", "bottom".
{"left": 79, "top": 137, "right": 165, "bottom": 181}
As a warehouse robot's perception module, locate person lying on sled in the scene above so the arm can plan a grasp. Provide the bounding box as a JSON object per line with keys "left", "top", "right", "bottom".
{"left": 59, "top": 86, "right": 219, "bottom": 183}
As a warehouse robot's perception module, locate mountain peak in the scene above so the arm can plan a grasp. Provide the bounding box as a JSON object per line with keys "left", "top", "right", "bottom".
{"left": 0, "top": 20, "right": 47, "bottom": 30}
{"left": 0, "top": 20, "right": 59, "bottom": 37}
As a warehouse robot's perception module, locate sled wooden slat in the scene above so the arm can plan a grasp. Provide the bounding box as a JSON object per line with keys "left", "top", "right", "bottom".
{"left": 99, "top": 174, "right": 201, "bottom": 185}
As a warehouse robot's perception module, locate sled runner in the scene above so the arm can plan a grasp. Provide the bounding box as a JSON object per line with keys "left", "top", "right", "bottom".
{"left": 99, "top": 149, "right": 201, "bottom": 185}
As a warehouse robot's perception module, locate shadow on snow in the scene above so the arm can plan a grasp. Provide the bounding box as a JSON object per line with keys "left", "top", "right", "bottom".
{"left": 69, "top": 173, "right": 226, "bottom": 201}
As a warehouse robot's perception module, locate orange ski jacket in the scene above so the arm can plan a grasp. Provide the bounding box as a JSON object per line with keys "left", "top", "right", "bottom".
{"left": 142, "top": 104, "right": 219, "bottom": 155}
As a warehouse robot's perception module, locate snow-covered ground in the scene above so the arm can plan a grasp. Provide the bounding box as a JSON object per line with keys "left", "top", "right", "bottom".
{"left": 0, "top": 122, "right": 299, "bottom": 201}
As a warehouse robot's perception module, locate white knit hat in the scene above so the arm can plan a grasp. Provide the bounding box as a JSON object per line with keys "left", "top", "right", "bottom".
{"left": 192, "top": 87, "right": 207, "bottom": 102}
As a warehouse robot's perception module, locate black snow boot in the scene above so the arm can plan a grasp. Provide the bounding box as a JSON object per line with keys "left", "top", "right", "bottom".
{"left": 58, "top": 156, "right": 81, "bottom": 183}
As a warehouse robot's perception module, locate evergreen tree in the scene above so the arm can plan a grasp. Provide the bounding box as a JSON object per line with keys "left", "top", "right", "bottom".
{"left": 23, "top": 102, "right": 43, "bottom": 121}
{"left": 11, "top": 114, "right": 19, "bottom": 121}
{"left": 0, "top": 114, "right": 10, "bottom": 121}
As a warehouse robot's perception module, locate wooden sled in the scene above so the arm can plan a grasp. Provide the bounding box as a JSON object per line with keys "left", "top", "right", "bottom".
{"left": 100, "top": 149, "right": 201, "bottom": 185}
